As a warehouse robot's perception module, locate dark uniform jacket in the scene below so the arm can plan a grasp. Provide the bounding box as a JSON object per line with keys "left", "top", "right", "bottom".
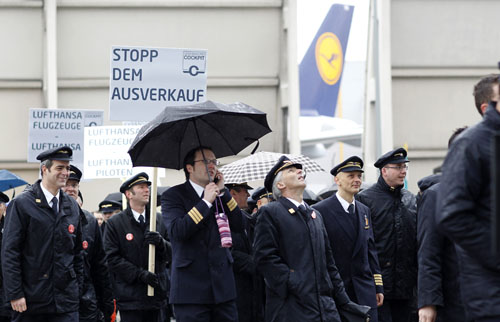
{"left": 313, "top": 195, "right": 383, "bottom": 309}
{"left": 104, "top": 207, "right": 169, "bottom": 311}
{"left": 254, "top": 197, "right": 350, "bottom": 322}
{"left": 231, "top": 211, "right": 264, "bottom": 322}
{"left": 80, "top": 210, "right": 114, "bottom": 321}
{"left": 1, "top": 180, "right": 84, "bottom": 313}
{"left": 438, "top": 103, "right": 500, "bottom": 320}
{"left": 417, "top": 175, "right": 465, "bottom": 322}
{"left": 356, "top": 176, "right": 417, "bottom": 299}
{"left": 161, "top": 181, "right": 243, "bottom": 304}
{"left": 0, "top": 215, "right": 12, "bottom": 318}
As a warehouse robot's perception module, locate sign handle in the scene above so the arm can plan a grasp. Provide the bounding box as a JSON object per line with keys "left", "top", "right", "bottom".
{"left": 147, "top": 167, "right": 158, "bottom": 296}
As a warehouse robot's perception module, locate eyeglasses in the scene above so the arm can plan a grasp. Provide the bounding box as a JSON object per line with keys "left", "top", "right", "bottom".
{"left": 194, "top": 159, "right": 220, "bottom": 166}
{"left": 385, "top": 165, "right": 408, "bottom": 171}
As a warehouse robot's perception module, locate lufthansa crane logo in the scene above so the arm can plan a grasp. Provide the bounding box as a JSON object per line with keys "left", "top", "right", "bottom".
{"left": 315, "top": 32, "right": 343, "bottom": 85}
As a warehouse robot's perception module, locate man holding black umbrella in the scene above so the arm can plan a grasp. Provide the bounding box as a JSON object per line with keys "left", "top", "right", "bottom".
{"left": 161, "top": 147, "right": 244, "bottom": 322}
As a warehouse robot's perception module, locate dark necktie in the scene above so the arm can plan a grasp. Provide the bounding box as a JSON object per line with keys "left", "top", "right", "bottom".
{"left": 138, "top": 214, "right": 146, "bottom": 230}
{"left": 348, "top": 204, "right": 355, "bottom": 216}
{"left": 347, "top": 203, "right": 359, "bottom": 233}
{"left": 51, "top": 197, "right": 58, "bottom": 213}
{"left": 298, "top": 204, "right": 308, "bottom": 217}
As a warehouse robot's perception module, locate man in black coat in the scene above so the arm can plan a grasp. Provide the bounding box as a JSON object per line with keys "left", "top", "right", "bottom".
{"left": 0, "top": 191, "right": 12, "bottom": 322}
{"left": 62, "top": 165, "right": 115, "bottom": 322}
{"left": 356, "top": 148, "right": 417, "bottom": 322}
{"left": 227, "top": 182, "right": 264, "bottom": 322}
{"left": 98, "top": 199, "right": 122, "bottom": 235}
{"left": 104, "top": 172, "right": 170, "bottom": 322}
{"left": 438, "top": 81, "right": 500, "bottom": 321}
{"left": 254, "top": 156, "right": 369, "bottom": 322}
{"left": 161, "top": 147, "right": 244, "bottom": 322}
{"left": 251, "top": 187, "right": 273, "bottom": 210}
{"left": 417, "top": 128, "right": 468, "bottom": 322}
{"left": 313, "top": 156, "right": 384, "bottom": 322}
{"left": 2, "top": 146, "right": 84, "bottom": 322}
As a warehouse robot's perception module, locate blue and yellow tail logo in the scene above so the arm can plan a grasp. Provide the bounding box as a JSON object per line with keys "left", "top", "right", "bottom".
{"left": 315, "top": 32, "right": 343, "bottom": 86}
{"left": 300, "top": 5, "right": 353, "bottom": 117}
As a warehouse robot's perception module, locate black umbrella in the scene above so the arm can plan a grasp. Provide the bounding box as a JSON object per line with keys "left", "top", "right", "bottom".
{"left": 127, "top": 100, "right": 271, "bottom": 297}
{"left": 128, "top": 100, "right": 272, "bottom": 169}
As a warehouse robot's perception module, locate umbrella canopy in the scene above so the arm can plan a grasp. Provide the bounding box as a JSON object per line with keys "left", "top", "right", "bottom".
{"left": 220, "top": 151, "right": 325, "bottom": 184}
{"left": 0, "top": 170, "right": 28, "bottom": 192}
{"left": 128, "top": 100, "right": 272, "bottom": 169}
{"left": 303, "top": 189, "right": 319, "bottom": 206}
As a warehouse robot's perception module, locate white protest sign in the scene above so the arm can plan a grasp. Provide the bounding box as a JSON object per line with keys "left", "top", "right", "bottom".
{"left": 28, "top": 108, "right": 104, "bottom": 169}
{"left": 109, "top": 46, "right": 208, "bottom": 122}
{"left": 83, "top": 125, "right": 164, "bottom": 179}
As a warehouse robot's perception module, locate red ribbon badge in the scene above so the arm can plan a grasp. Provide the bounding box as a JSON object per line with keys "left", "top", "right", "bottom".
{"left": 82, "top": 240, "right": 88, "bottom": 250}
{"left": 68, "top": 224, "right": 75, "bottom": 234}
{"left": 126, "top": 233, "right": 134, "bottom": 241}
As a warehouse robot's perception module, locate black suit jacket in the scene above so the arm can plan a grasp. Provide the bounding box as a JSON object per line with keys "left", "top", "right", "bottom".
{"left": 161, "top": 181, "right": 243, "bottom": 304}
{"left": 313, "top": 195, "right": 383, "bottom": 308}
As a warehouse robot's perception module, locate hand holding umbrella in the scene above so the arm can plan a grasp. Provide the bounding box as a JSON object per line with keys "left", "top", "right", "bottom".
{"left": 128, "top": 100, "right": 272, "bottom": 296}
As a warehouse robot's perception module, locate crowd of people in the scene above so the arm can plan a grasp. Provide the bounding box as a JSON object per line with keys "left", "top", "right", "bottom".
{"left": 0, "top": 74, "right": 498, "bottom": 322}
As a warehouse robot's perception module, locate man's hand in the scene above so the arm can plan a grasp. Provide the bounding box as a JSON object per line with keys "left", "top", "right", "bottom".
{"left": 203, "top": 182, "right": 220, "bottom": 204}
{"left": 138, "top": 270, "right": 159, "bottom": 288}
{"left": 143, "top": 231, "right": 165, "bottom": 248}
{"left": 418, "top": 305, "right": 437, "bottom": 322}
{"left": 214, "top": 171, "right": 225, "bottom": 190}
{"left": 11, "top": 297, "right": 27, "bottom": 312}
{"left": 376, "top": 293, "right": 384, "bottom": 307}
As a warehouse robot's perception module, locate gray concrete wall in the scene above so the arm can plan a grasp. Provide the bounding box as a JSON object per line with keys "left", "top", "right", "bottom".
{"left": 0, "top": 0, "right": 284, "bottom": 210}
{"left": 391, "top": 0, "right": 500, "bottom": 192}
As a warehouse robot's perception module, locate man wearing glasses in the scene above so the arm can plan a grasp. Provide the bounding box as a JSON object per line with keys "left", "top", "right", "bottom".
{"left": 356, "top": 148, "right": 417, "bottom": 322}
{"left": 161, "top": 147, "right": 243, "bottom": 322}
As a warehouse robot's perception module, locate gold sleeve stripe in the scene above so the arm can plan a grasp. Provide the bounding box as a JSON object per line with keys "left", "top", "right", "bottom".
{"left": 227, "top": 198, "right": 237, "bottom": 211}
{"left": 188, "top": 208, "right": 203, "bottom": 224}
{"left": 374, "top": 273, "right": 383, "bottom": 286}
{"left": 188, "top": 211, "right": 199, "bottom": 224}
{"left": 192, "top": 208, "right": 203, "bottom": 221}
